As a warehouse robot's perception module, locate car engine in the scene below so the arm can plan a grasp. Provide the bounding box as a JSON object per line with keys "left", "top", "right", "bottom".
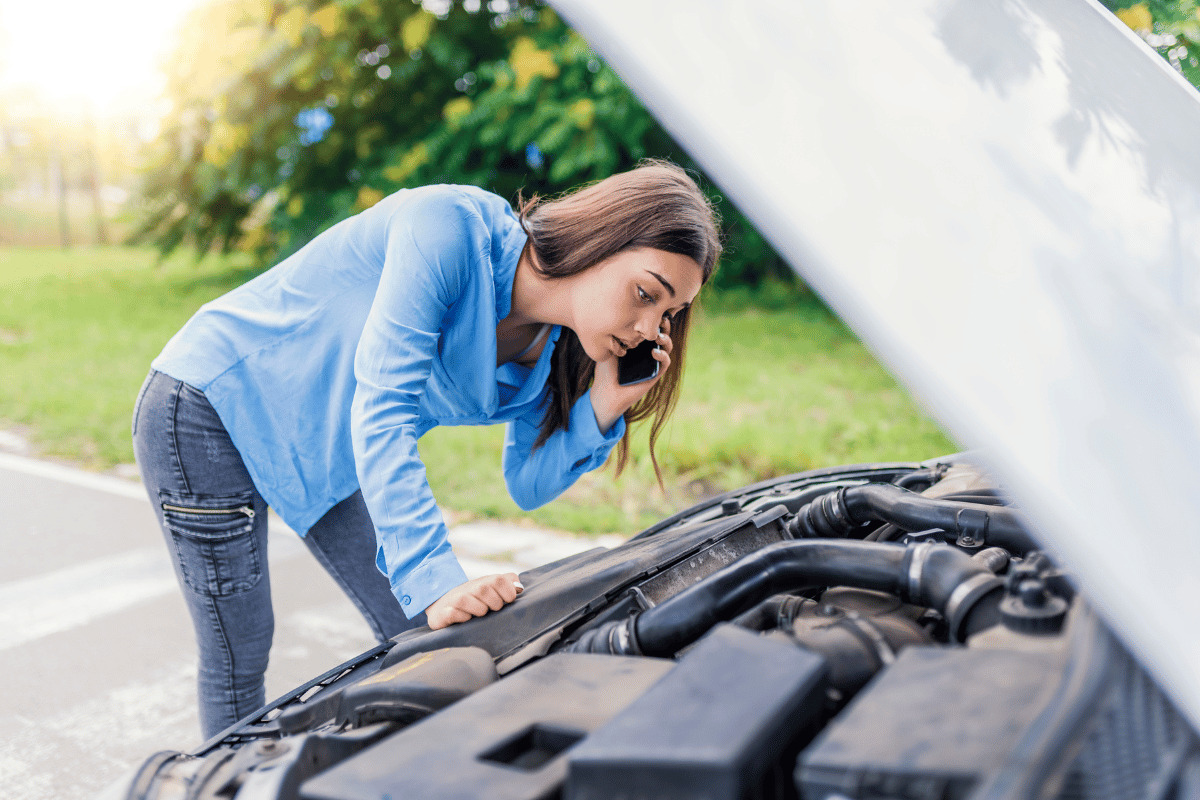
{"left": 106, "top": 457, "right": 1200, "bottom": 800}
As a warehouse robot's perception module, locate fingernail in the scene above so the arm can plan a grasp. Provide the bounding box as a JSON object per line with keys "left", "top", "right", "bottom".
{"left": 513, "top": 581, "right": 524, "bottom": 591}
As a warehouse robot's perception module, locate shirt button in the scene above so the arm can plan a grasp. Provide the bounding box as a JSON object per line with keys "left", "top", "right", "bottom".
{"left": 400, "top": 595, "right": 411, "bottom": 606}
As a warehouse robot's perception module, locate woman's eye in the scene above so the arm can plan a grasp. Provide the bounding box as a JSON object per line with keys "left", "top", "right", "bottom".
{"left": 637, "top": 286, "right": 653, "bottom": 303}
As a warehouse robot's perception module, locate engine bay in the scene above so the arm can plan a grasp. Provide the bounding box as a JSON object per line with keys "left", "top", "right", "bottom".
{"left": 109, "top": 457, "right": 1200, "bottom": 800}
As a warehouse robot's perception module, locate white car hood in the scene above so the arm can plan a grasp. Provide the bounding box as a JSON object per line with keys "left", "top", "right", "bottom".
{"left": 551, "top": 0, "right": 1200, "bottom": 728}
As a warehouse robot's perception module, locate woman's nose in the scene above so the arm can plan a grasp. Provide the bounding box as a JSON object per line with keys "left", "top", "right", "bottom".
{"left": 634, "top": 313, "right": 659, "bottom": 340}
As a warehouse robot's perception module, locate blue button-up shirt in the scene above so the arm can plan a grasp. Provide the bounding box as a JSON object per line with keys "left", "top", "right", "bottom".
{"left": 153, "top": 185, "right": 625, "bottom": 616}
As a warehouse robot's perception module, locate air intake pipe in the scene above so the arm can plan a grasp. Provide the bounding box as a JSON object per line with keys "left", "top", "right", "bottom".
{"left": 567, "top": 540, "right": 1003, "bottom": 657}
{"left": 789, "top": 484, "right": 1037, "bottom": 554}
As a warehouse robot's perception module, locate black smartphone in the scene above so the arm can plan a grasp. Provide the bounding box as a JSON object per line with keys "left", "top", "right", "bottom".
{"left": 617, "top": 339, "right": 660, "bottom": 386}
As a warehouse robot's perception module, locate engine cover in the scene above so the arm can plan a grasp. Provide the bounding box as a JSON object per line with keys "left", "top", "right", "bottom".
{"left": 299, "top": 654, "right": 674, "bottom": 800}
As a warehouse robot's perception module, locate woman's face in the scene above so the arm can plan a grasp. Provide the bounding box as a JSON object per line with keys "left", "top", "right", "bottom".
{"left": 570, "top": 247, "right": 704, "bottom": 362}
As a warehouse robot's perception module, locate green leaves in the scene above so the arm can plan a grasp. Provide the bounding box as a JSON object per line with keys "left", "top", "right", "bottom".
{"left": 382, "top": 12, "right": 677, "bottom": 194}
{"left": 132, "top": 0, "right": 790, "bottom": 293}
{"left": 1104, "top": 0, "right": 1200, "bottom": 86}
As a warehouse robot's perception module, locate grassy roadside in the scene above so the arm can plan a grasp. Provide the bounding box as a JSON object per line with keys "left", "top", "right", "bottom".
{"left": 0, "top": 245, "right": 955, "bottom": 535}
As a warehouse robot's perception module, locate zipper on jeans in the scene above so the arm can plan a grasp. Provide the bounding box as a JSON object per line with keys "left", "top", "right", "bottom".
{"left": 161, "top": 502, "right": 255, "bottom": 519}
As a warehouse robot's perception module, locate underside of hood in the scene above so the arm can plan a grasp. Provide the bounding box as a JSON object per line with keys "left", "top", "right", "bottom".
{"left": 548, "top": 0, "right": 1200, "bottom": 729}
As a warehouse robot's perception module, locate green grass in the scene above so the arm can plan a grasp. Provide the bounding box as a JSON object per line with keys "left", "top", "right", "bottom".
{"left": 0, "top": 245, "right": 955, "bottom": 535}
{"left": 0, "top": 246, "right": 267, "bottom": 465}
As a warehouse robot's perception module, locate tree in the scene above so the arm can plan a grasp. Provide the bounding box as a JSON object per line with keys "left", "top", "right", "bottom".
{"left": 1104, "top": 1, "right": 1200, "bottom": 88}
{"left": 132, "top": 0, "right": 793, "bottom": 294}
{"left": 138, "top": 0, "right": 1197, "bottom": 290}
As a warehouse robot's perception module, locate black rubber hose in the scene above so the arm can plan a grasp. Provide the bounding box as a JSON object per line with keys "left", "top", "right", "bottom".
{"left": 731, "top": 594, "right": 813, "bottom": 631}
{"left": 894, "top": 468, "right": 938, "bottom": 490}
{"left": 972, "top": 547, "right": 1010, "bottom": 574}
{"left": 569, "top": 615, "right": 643, "bottom": 655}
{"left": 789, "top": 484, "right": 1038, "bottom": 554}
{"left": 623, "top": 540, "right": 1001, "bottom": 656}
{"left": 935, "top": 490, "right": 1006, "bottom": 505}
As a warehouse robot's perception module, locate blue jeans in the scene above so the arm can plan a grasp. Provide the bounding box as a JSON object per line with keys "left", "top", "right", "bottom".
{"left": 132, "top": 370, "right": 422, "bottom": 739}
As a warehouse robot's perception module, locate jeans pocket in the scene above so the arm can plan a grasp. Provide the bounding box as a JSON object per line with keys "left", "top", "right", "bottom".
{"left": 160, "top": 489, "right": 261, "bottom": 597}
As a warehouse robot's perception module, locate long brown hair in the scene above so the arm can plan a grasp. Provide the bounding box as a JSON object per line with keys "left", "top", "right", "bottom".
{"left": 518, "top": 160, "right": 722, "bottom": 484}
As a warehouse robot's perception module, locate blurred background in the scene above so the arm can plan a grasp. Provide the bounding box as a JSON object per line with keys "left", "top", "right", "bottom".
{"left": 3, "top": 1, "right": 1199, "bottom": 796}
{"left": 1, "top": 0, "right": 1194, "bottom": 531}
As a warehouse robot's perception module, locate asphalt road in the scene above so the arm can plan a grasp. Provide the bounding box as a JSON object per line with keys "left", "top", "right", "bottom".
{"left": 0, "top": 452, "right": 619, "bottom": 799}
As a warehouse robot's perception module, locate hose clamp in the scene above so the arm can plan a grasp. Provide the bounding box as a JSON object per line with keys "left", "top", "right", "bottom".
{"left": 945, "top": 573, "right": 1004, "bottom": 642}
{"left": 616, "top": 617, "right": 644, "bottom": 656}
{"left": 905, "top": 541, "right": 935, "bottom": 604}
{"left": 830, "top": 487, "right": 852, "bottom": 528}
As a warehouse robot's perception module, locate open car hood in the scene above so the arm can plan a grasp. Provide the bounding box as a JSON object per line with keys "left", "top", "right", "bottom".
{"left": 549, "top": 0, "right": 1200, "bottom": 729}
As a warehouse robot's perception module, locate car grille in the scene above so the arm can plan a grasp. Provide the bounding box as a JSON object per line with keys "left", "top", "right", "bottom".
{"left": 1055, "top": 644, "right": 1196, "bottom": 800}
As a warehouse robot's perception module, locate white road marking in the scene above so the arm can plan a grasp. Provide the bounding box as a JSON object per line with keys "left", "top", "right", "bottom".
{"left": 0, "top": 522, "right": 608, "bottom": 653}
{"left": 0, "top": 664, "right": 201, "bottom": 800}
{"left": 0, "top": 525, "right": 610, "bottom": 653}
{"left": 0, "top": 453, "right": 615, "bottom": 565}
{"left": 0, "top": 453, "right": 148, "bottom": 501}
{"left": 0, "top": 750, "right": 53, "bottom": 800}
{"left": 0, "top": 452, "right": 617, "bottom": 798}
{"left": 0, "top": 529, "right": 307, "bottom": 652}
{"left": 0, "top": 452, "right": 618, "bottom": 651}
{"left": 41, "top": 663, "right": 200, "bottom": 753}
{"left": 0, "top": 548, "right": 178, "bottom": 651}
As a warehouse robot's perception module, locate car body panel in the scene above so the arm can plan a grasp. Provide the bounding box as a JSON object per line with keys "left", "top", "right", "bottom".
{"left": 548, "top": 0, "right": 1200, "bottom": 729}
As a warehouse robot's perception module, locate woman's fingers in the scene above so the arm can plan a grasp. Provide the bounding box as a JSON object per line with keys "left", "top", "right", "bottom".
{"left": 656, "top": 328, "right": 674, "bottom": 355}
{"left": 655, "top": 314, "right": 674, "bottom": 355}
{"left": 491, "top": 573, "right": 522, "bottom": 603}
{"left": 424, "top": 573, "right": 524, "bottom": 629}
{"left": 445, "top": 607, "right": 473, "bottom": 625}
{"left": 653, "top": 348, "right": 672, "bottom": 373}
{"left": 654, "top": 314, "right": 673, "bottom": 364}
{"left": 459, "top": 592, "right": 492, "bottom": 616}
{"left": 475, "top": 583, "right": 507, "bottom": 612}
{"left": 427, "top": 604, "right": 472, "bottom": 630}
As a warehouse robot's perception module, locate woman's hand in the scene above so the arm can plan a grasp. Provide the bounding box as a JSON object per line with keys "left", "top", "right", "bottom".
{"left": 590, "top": 315, "right": 673, "bottom": 433}
{"left": 425, "top": 573, "right": 524, "bottom": 630}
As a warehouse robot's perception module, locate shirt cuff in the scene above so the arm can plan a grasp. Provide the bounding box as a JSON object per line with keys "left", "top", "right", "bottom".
{"left": 391, "top": 550, "right": 469, "bottom": 620}
{"left": 580, "top": 387, "right": 626, "bottom": 443}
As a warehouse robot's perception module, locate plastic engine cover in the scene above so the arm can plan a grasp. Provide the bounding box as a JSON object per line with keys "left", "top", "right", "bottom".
{"left": 797, "top": 647, "right": 1055, "bottom": 800}
{"left": 300, "top": 653, "right": 674, "bottom": 800}
{"left": 566, "top": 625, "right": 829, "bottom": 800}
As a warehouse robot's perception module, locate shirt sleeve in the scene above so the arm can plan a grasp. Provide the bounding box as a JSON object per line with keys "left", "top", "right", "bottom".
{"left": 351, "top": 190, "right": 475, "bottom": 618}
{"left": 501, "top": 388, "right": 627, "bottom": 511}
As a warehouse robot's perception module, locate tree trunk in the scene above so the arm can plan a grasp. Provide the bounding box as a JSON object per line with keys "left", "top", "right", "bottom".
{"left": 86, "top": 146, "right": 107, "bottom": 245}
{"left": 55, "top": 154, "right": 71, "bottom": 249}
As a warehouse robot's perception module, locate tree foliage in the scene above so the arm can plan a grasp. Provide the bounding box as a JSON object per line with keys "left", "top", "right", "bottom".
{"left": 1105, "top": 1, "right": 1200, "bottom": 87}
{"left": 133, "top": 0, "right": 791, "bottom": 292}
{"left": 135, "top": 0, "right": 1200, "bottom": 289}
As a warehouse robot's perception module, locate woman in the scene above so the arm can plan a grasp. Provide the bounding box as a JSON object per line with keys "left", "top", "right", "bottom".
{"left": 132, "top": 160, "right": 721, "bottom": 738}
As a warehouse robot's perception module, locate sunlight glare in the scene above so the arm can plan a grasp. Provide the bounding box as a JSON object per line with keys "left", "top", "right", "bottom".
{"left": 0, "top": 0, "right": 203, "bottom": 118}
